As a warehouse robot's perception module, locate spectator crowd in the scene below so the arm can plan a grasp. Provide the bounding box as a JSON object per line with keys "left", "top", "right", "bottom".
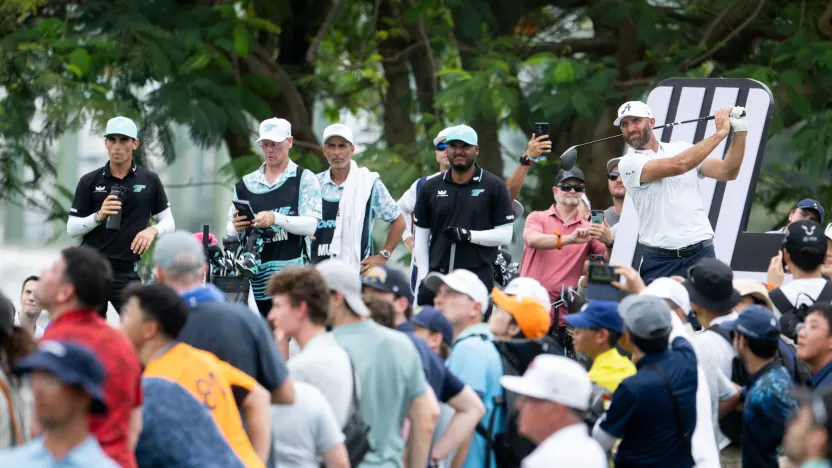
{"left": 3, "top": 101, "right": 832, "bottom": 468}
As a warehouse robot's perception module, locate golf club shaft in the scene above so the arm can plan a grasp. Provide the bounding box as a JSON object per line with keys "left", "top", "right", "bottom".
{"left": 449, "top": 243, "right": 457, "bottom": 272}
{"left": 572, "top": 115, "right": 716, "bottom": 150}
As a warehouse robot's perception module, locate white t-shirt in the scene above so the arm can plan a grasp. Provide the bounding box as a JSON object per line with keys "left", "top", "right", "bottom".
{"left": 696, "top": 312, "right": 739, "bottom": 378}
{"left": 271, "top": 381, "right": 345, "bottom": 468}
{"left": 13, "top": 315, "right": 44, "bottom": 339}
{"left": 618, "top": 142, "right": 714, "bottom": 249}
{"left": 398, "top": 172, "right": 441, "bottom": 241}
{"left": 523, "top": 424, "right": 607, "bottom": 468}
{"left": 288, "top": 333, "right": 354, "bottom": 427}
{"left": 774, "top": 278, "right": 830, "bottom": 318}
{"left": 670, "top": 314, "right": 737, "bottom": 453}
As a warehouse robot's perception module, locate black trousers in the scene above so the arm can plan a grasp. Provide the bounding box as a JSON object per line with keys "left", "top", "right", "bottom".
{"left": 97, "top": 260, "right": 139, "bottom": 319}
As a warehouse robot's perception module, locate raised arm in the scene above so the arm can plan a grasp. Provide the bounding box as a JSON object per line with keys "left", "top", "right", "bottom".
{"left": 637, "top": 108, "right": 731, "bottom": 184}
{"left": 699, "top": 107, "right": 748, "bottom": 181}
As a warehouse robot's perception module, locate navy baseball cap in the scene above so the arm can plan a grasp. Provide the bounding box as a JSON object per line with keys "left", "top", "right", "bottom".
{"left": 16, "top": 340, "right": 108, "bottom": 414}
{"left": 564, "top": 300, "right": 624, "bottom": 333}
{"left": 362, "top": 265, "right": 414, "bottom": 305}
{"left": 721, "top": 304, "right": 781, "bottom": 341}
{"left": 411, "top": 306, "right": 454, "bottom": 346}
{"left": 796, "top": 198, "right": 825, "bottom": 222}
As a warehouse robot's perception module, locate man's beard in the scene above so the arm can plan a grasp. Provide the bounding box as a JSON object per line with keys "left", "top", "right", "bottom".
{"left": 451, "top": 157, "right": 473, "bottom": 172}
{"left": 624, "top": 127, "right": 651, "bottom": 149}
{"left": 556, "top": 196, "right": 580, "bottom": 207}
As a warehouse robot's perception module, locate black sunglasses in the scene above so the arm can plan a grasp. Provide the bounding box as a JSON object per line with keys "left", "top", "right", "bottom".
{"left": 106, "top": 136, "right": 133, "bottom": 144}
{"left": 436, "top": 143, "right": 447, "bottom": 151}
{"left": 558, "top": 184, "right": 585, "bottom": 193}
{"left": 608, "top": 171, "right": 620, "bottom": 181}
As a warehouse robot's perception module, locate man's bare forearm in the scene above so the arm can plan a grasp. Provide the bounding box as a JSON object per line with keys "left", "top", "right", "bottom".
{"left": 506, "top": 164, "right": 530, "bottom": 200}
{"left": 721, "top": 132, "right": 747, "bottom": 179}
{"left": 383, "top": 214, "right": 406, "bottom": 253}
{"left": 675, "top": 131, "right": 728, "bottom": 173}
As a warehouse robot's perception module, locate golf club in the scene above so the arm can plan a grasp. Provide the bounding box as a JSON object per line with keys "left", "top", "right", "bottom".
{"left": 236, "top": 252, "right": 258, "bottom": 277}
{"left": 559, "top": 111, "right": 746, "bottom": 170}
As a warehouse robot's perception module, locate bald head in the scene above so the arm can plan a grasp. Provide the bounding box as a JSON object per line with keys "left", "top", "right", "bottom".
{"left": 153, "top": 231, "right": 207, "bottom": 285}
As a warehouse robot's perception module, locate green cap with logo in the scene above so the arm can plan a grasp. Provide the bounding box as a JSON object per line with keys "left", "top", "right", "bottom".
{"left": 444, "top": 125, "right": 478, "bottom": 146}
{"left": 103, "top": 116, "right": 138, "bottom": 139}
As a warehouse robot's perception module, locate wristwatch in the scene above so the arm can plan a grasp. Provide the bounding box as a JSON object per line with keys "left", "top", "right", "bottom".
{"left": 519, "top": 154, "right": 533, "bottom": 166}
{"left": 93, "top": 212, "right": 103, "bottom": 225}
{"left": 379, "top": 250, "right": 391, "bottom": 259}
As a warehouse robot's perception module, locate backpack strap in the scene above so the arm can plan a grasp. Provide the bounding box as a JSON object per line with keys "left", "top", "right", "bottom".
{"left": 816, "top": 281, "right": 832, "bottom": 302}
{"left": 768, "top": 288, "right": 792, "bottom": 314}
{"left": 707, "top": 323, "right": 732, "bottom": 345}
{"left": 451, "top": 333, "right": 490, "bottom": 350}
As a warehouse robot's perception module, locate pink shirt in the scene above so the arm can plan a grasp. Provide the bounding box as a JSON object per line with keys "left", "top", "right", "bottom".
{"left": 520, "top": 205, "right": 606, "bottom": 324}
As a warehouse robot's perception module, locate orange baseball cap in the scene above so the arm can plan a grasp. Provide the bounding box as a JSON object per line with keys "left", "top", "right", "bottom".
{"left": 491, "top": 288, "right": 551, "bottom": 339}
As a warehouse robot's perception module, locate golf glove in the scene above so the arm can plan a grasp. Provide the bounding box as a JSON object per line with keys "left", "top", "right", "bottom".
{"left": 443, "top": 226, "right": 471, "bottom": 243}
{"left": 730, "top": 106, "right": 748, "bottom": 132}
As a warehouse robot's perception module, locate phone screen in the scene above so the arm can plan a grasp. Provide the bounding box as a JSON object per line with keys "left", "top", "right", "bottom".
{"left": 591, "top": 210, "right": 604, "bottom": 224}
{"left": 588, "top": 264, "right": 616, "bottom": 283}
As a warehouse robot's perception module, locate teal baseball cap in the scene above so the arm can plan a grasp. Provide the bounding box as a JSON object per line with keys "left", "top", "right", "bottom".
{"left": 104, "top": 116, "right": 138, "bottom": 139}
{"left": 444, "top": 125, "right": 478, "bottom": 146}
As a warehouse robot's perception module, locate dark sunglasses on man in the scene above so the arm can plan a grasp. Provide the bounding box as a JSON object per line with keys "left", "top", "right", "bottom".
{"left": 436, "top": 142, "right": 447, "bottom": 151}
{"left": 608, "top": 171, "right": 620, "bottom": 181}
{"left": 558, "top": 184, "right": 584, "bottom": 193}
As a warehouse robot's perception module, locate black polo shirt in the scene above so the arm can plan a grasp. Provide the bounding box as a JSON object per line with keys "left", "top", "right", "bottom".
{"left": 413, "top": 165, "right": 514, "bottom": 272}
{"left": 70, "top": 161, "right": 169, "bottom": 266}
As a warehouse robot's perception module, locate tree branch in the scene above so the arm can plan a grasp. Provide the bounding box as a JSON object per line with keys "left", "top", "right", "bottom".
{"left": 522, "top": 36, "right": 618, "bottom": 58}
{"left": 305, "top": 0, "right": 346, "bottom": 64}
{"left": 382, "top": 40, "right": 425, "bottom": 63}
{"left": 700, "top": 4, "right": 735, "bottom": 45}
{"left": 820, "top": 0, "right": 832, "bottom": 38}
{"left": 682, "top": 0, "right": 767, "bottom": 71}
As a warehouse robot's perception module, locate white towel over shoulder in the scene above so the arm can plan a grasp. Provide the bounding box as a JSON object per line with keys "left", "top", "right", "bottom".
{"left": 330, "top": 160, "right": 379, "bottom": 265}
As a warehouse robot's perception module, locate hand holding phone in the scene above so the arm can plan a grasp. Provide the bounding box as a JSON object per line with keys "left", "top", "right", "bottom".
{"left": 591, "top": 210, "right": 605, "bottom": 224}
{"left": 232, "top": 200, "right": 257, "bottom": 220}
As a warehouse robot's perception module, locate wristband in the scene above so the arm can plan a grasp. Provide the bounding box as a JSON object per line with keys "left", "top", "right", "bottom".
{"left": 553, "top": 230, "right": 563, "bottom": 250}
{"left": 519, "top": 154, "right": 532, "bottom": 166}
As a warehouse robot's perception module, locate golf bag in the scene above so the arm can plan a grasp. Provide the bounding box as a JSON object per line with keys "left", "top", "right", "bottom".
{"left": 210, "top": 274, "right": 250, "bottom": 304}
{"left": 493, "top": 249, "right": 520, "bottom": 288}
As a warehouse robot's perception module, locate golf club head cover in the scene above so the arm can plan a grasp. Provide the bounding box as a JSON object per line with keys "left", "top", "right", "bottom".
{"left": 730, "top": 106, "right": 748, "bottom": 132}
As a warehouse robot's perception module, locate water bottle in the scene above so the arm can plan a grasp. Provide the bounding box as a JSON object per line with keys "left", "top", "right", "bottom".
{"left": 106, "top": 185, "right": 125, "bottom": 231}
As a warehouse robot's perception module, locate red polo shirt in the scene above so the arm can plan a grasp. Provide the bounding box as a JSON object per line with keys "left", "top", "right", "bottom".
{"left": 520, "top": 205, "right": 605, "bottom": 325}
{"left": 43, "top": 310, "right": 142, "bottom": 468}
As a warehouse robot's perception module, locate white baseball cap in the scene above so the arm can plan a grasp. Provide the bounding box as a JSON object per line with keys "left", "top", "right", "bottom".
{"left": 825, "top": 223, "right": 832, "bottom": 241}
{"left": 613, "top": 101, "right": 653, "bottom": 126}
{"left": 256, "top": 118, "right": 292, "bottom": 143}
{"left": 322, "top": 123, "right": 355, "bottom": 146}
{"left": 503, "top": 277, "right": 551, "bottom": 311}
{"left": 315, "top": 258, "right": 370, "bottom": 317}
{"left": 642, "top": 277, "right": 691, "bottom": 313}
{"left": 607, "top": 157, "right": 623, "bottom": 172}
{"left": 433, "top": 127, "right": 452, "bottom": 146}
{"left": 104, "top": 116, "right": 138, "bottom": 139}
{"left": 425, "top": 269, "right": 489, "bottom": 315}
{"left": 500, "top": 354, "right": 592, "bottom": 410}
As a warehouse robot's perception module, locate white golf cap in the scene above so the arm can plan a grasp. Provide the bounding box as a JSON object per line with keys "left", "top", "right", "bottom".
{"left": 315, "top": 258, "right": 370, "bottom": 317}
{"left": 256, "top": 118, "right": 292, "bottom": 143}
{"left": 322, "top": 123, "right": 355, "bottom": 146}
{"left": 826, "top": 223, "right": 832, "bottom": 241}
{"left": 433, "top": 127, "right": 452, "bottom": 146}
{"left": 504, "top": 277, "right": 551, "bottom": 311}
{"left": 642, "top": 277, "right": 691, "bottom": 313}
{"left": 104, "top": 116, "right": 138, "bottom": 139}
{"left": 607, "top": 157, "right": 623, "bottom": 172}
{"left": 500, "top": 354, "right": 592, "bottom": 410}
{"left": 613, "top": 101, "right": 653, "bottom": 126}
{"left": 425, "top": 269, "right": 489, "bottom": 315}
{"left": 733, "top": 279, "right": 775, "bottom": 311}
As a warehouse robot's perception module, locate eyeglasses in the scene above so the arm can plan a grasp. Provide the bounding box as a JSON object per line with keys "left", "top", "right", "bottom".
{"left": 106, "top": 136, "right": 133, "bottom": 144}
{"left": 436, "top": 143, "right": 447, "bottom": 151}
{"left": 558, "top": 184, "right": 585, "bottom": 193}
{"left": 608, "top": 171, "right": 620, "bottom": 181}
{"left": 260, "top": 142, "right": 280, "bottom": 149}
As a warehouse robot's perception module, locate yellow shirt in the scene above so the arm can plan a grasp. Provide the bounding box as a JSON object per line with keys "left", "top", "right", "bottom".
{"left": 143, "top": 343, "right": 264, "bottom": 468}
{"left": 588, "top": 347, "right": 637, "bottom": 394}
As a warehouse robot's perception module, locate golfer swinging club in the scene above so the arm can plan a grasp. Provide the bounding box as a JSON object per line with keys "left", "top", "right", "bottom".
{"left": 616, "top": 101, "right": 748, "bottom": 284}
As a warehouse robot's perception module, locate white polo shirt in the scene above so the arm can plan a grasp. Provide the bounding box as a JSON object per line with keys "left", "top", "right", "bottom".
{"left": 522, "top": 424, "right": 607, "bottom": 468}
{"left": 619, "top": 142, "right": 714, "bottom": 249}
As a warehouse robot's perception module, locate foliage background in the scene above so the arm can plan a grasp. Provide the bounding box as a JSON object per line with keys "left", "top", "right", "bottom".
{"left": 2, "top": 0, "right": 832, "bottom": 234}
